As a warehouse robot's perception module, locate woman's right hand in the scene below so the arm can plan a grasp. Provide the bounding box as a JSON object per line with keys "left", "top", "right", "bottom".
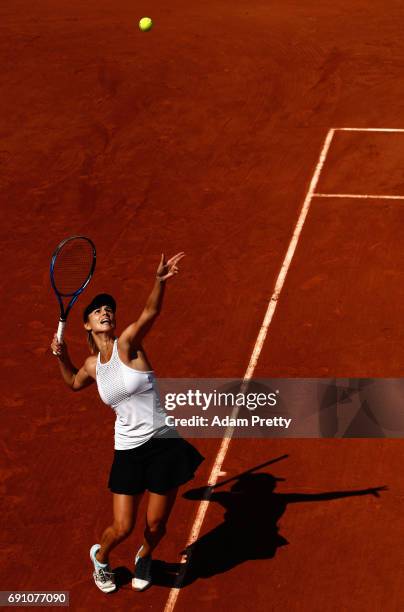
{"left": 51, "top": 334, "right": 65, "bottom": 358}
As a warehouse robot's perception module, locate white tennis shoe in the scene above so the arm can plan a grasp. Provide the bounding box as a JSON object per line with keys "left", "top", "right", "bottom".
{"left": 89, "top": 544, "right": 116, "bottom": 593}
{"left": 132, "top": 546, "right": 152, "bottom": 591}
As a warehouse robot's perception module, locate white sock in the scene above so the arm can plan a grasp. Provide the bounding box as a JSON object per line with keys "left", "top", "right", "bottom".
{"left": 93, "top": 548, "right": 108, "bottom": 568}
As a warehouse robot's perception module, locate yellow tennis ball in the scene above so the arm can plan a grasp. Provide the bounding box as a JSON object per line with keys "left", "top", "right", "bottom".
{"left": 139, "top": 17, "right": 153, "bottom": 32}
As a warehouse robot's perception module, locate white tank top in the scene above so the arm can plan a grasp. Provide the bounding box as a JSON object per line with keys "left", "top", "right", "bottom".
{"left": 96, "top": 339, "right": 172, "bottom": 450}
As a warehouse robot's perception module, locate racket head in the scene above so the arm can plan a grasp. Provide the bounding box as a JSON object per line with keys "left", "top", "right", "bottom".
{"left": 50, "top": 236, "right": 96, "bottom": 316}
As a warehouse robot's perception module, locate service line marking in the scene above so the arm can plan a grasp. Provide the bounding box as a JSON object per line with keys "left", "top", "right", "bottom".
{"left": 164, "top": 128, "right": 336, "bottom": 612}
{"left": 335, "top": 127, "right": 404, "bottom": 133}
{"left": 314, "top": 193, "right": 404, "bottom": 200}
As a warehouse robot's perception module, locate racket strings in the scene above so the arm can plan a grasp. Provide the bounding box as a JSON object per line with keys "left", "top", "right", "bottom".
{"left": 53, "top": 239, "right": 94, "bottom": 295}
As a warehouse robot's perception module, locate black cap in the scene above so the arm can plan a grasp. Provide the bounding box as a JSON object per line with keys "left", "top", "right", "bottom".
{"left": 83, "top": 293, "right": 116, "bottom": 322}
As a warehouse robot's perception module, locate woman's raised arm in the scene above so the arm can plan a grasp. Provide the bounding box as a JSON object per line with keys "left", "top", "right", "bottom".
{"left": 120, "top": 252, "right": 185, "bottom": 349}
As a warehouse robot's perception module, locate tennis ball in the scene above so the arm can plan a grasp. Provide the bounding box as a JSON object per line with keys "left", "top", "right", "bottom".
{"left": 139, "top": 17, "right": 153, "bottom": 32}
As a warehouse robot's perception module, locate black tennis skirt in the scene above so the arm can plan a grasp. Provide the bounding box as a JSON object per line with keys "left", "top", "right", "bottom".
{"left": 108, "top": 433, "right": 205, "bottom": 495}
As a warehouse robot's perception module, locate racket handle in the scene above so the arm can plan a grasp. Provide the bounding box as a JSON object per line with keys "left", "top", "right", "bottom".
{"left": 52, "top": 320, "right": 66, "bottom": 356}
{"left": 57, "top": 319, "right": 66, "bottom": 342}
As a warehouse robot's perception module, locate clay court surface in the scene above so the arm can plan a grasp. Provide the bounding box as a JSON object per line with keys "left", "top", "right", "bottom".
{"left": 2, "top": 0, "right": 404, "bottom": 609}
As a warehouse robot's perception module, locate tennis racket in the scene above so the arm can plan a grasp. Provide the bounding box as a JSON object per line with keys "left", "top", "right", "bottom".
{"left": 50, "top": 236, "right": 96, "bottom": 353}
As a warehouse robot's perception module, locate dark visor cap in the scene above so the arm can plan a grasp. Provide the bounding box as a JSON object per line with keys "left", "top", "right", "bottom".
{"left": 83, "top": 293, "right": 116, "bottom": 322}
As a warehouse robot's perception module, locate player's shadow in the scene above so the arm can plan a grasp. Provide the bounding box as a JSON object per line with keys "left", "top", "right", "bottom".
{"left": 112, "top": 566, "right": 133, "bottom": 590}
{"left": 152, "top": 471, "right": 386, "bottom": 588}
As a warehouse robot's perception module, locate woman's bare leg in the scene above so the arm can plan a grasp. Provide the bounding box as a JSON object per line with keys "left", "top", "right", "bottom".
{"left": 140, "top": 488, "right": 178, "bottom": 557}
{"left": 96, "top": 493, "right": 143, "bottom": 564}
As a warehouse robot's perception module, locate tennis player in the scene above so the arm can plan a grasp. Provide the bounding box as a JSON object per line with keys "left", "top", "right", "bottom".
{"left": 50, "top": 253, "right": 204, "bottom": 593}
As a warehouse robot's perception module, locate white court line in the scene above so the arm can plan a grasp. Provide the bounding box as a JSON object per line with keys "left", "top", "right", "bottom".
{"left": 314, "top": 193, "right": 404, "bottom": 200}
{"left": 163, "top": 128, "right": 336, "bottom": 612}
{"left": 335, "top": 127, "right": 404, "bottom": 133}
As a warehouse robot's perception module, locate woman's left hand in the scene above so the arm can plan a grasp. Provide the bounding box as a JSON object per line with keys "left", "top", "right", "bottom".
{"left": 157, "top": 252, "right": 185, "bottom": 281}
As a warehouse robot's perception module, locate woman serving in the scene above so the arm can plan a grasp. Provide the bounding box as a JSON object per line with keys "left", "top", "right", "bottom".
{"left": 51, "top": 252, "right": 204, "bottom": 593}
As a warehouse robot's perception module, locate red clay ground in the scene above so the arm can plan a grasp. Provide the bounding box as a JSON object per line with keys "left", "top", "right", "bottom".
{"left": 2, "top": 0, "right": 404, "bottom": 610}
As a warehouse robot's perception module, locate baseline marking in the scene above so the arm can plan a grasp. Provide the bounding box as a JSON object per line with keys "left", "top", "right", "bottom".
{"left": 163, "top": 128, "right": 336, "bottom": 612}
{"left": 314, "top": 193, "right": 404, "bottom": 200}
